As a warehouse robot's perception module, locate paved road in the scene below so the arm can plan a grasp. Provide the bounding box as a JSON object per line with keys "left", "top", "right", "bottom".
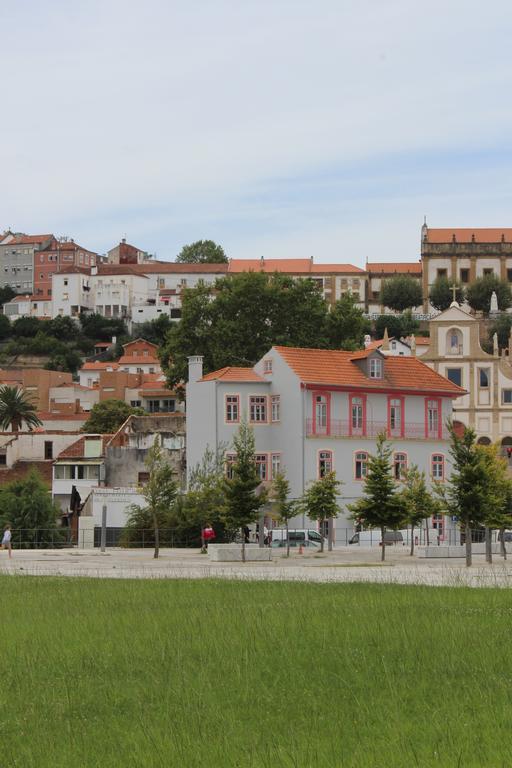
{"left": 1, "top": 546, "right": 512, "bottom": 587}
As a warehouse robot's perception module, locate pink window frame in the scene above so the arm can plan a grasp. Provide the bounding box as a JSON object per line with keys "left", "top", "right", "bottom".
{"left": 349, "top": 393, "right": 367, "bottom": 436}
{"left": 312, "top": 390, "right": 331, "bottom": 436}
{"left": 387, "top": 395, "right": 405, "bottom": 438}
{"left": 424, "top": 397, "right": 442, "bottom": 439}
{"left": 431, "top": 453, "right": 445, "bottom": 481}
{"left": 225, "top": 394, "right": 240, "bottom": 424}
{"left": 270, "top": 452, "right": 282, "bottom": 480}
{"left": 249, "top": 394, "right": 268, "bottom": 424}
{"left": 354, "top": 450, "right": 369, "bottom": 481}
{"left": 255, "top": 453, "right": 268, "bottom": 481}
{"left": 271, "top": 394, "right": 280, "bottom": 422}
{"left": 393, "top": 451, "right": 407, "bottom": 480}
{"left": 318, "top": 449, "right": 333, "bottom": 478}
{"left": 225, "top": 452, "right": 236, "bottom": 479}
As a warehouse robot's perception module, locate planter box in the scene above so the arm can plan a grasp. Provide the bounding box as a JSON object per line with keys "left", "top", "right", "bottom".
{"left": 208, "top": 544, "right": 272, "bottom": 562}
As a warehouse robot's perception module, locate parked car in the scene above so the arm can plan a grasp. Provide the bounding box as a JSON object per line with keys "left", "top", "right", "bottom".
{"left": 271, "top": 529, "right": 323, "bottom": 548}
{"left": 349, "top": 530, "right": 405, "bottom": 546}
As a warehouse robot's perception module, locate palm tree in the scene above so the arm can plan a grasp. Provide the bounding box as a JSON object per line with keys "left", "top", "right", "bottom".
{"left": 0, "top": 386, "right": 42, "bottom": 432}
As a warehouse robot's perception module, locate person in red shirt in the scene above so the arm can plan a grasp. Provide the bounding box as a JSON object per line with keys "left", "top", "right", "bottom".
{"left": 202, "top": 524, "right": 216, "bottom": 550}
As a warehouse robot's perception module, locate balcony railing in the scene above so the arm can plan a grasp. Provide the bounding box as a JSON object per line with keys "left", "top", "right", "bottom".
{"left": 306, "top": 419, "right": 449, "bottom": 440}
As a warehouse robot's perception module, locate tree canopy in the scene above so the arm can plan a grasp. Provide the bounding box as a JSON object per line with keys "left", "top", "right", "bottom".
{"left": 380, "top": 275, "right": 423, "bottom": 312}
{"left": 176, "top": 240, "right": 228, "bottom": 264}
{"left": 81, "top": 399, "right": 143, "bottom": 434}
{"left": 0, "top": 386, "right": 42, "bottom": 431}
{"left": 160, "top": 273, "right": 373, "bottom": 387}
{"left": 374, "top": 311, "right": 420, "bottom": 341}
{"left": 429, "top": 277, "right": 465, "bottom": 312}
{"left": 466, "top": 275, "right": 512, "bottom": 313}
{"left": 0, "top": 469, "right": 64, "bottom": 547}
{"left": 300, "top": 472, "right": 341, "bottom": 553}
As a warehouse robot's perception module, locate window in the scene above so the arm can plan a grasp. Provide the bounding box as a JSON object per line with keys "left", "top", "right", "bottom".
{"left": 138, "top": 472, "right": 150, "bottom": 485}
{"left": 225, "top": 395, "right": 239, "bottom": 422}
{"left": 64, "top": 279, "right": 68, "bottom": 286}
{"left": 130, "top": 400, "right": 142, "bottom": 407}
{"left": 502, "top": 390, "right": 512, "bottom": 404}
{"left": 483, "top": 268, "right": 494, "bottom": 276}
{"left": 437, "top": 268, "right": 448, "bottom": 278}
{"left": 271, "top": 453, "right": 281, "bottom": 478}
{"left": 351, "top": 395, "right": 364, "bottom": 435}
{"left": 263, "top": 359, "right": 273, "bottom": 374}
{"left": 460, "top": 268, "right": 469, "bottom": 283}
{"left": 255, "top": 454, "right": 268, "bottom": 481}
{"left": 318, "top": 450, "right": 333, "bottom": 478}
{"left": 271, "top": 395, "right": 280, "bottom": 422}
{"left": 355, "top": 451, "right": 368, "bottom": 480}
{"left": 225, "top": 453, "right": 236, "bottom": 479}
{"left": 432, "top": 513, "right": 444, "bottom": 537}
{"left": 314, "top": 393, "right": 328, "bottom": 434}
{"left": 508, "top": 269, "right": 512, "bottom": 283}
{"left": 446, "top": 368, "right": 462, "bottom": 386}
{"left": 76, "top": 465, "right": 99, "bottom": 480}
{"left": 432, "top": 454, "right": 444, "bottom": 481}
{"left": 162, "top": 399, "right": 175, "bottom": 411}
{"left": 389, "top": 397, "right": 403, "bottom": 437}
{"left": 249, "top": 396, "right": 267, "bottom": 423}
{"left": 44, "top": 441, "right": 53, "bottom": 460}
{"left": 393, "top": 452, "right": 407, "bottom": 480}
{"left": 369, "top": 358, "right": 382, "bottom": 379}
{"left": 0, "top": 454, "right": 6, "bottom": 466}
{"left": 479, "top": 368, "right": 490, "bottom": 388}
{"left": 148, "top": 400, "right": 160, "bottom": 413}
{"left": 54, "top": 465, "right": 74, "bottom": 480}
{"left": 426, "top": 399, "right": 440, "bottom": 438}
{"left": 447, "top": 328, "right": 462, "bottom": 355}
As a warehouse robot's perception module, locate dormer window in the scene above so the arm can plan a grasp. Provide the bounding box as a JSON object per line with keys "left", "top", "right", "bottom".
{"left": 369, "top": 358, "right": 383, "bottom": 379}
{"left": 263, "top": 359, "right": 273, "bottom": 374}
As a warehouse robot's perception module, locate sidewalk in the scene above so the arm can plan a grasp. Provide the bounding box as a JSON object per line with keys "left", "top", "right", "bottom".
{"left": 1, "top": 546, "right": 512, "bottom": 587}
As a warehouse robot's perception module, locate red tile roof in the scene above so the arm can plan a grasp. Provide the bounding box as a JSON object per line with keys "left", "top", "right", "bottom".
{"left": 228, "top": 259, "right": 363, "bottom": 275}
{"left": 367, "top": 262, "right": 422, "bottom": 274}
{"left": 37, "top": 412, "right": 88, "bottom": 421}
{"left": 273, "top": 346, "right": 464, "bottom": 396}
{"left": 4, "top": 234, "right": 53, "bottom": 246}
{"left": 97, "top": 265, "right": 148, "bottom": 277}
{"left": 425, "top": 228, "right": 512, "bottom": 244}
{"left": 200, "top": 367, "right": 267, "bottom": 383}
{"left": 81, "top": 362, "right": 119, "bottom": 371}
{"left": 117, "top": 356, "right": 160, "bottom": 365}
{"left": 57, "top": 434, "right": 112, "bottom": 459}
{"left": 130, "top": 263, "right": 229, "bottom": 274}
{"left": 57, "top": 266, "right": 91, "bottom": 275}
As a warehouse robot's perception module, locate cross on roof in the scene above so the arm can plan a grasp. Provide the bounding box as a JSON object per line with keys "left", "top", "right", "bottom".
{"left": 450, "top": 284, "right": 458, "bottom": 302}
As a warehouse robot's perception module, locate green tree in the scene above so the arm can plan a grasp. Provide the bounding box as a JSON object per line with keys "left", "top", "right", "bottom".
{"left": 135, "top": 315, "right": 173, "bottom": 346}
{"left": 0, "top": 469, "right": 64, "bottom": 548}
{"left": 176, "top": 239, "right": 228, "bottom": 264}
{"left": 79, "top": 313, "right": 128, "bottom": 341}
{"left": 327, "top": 293, "right": 371, "bottom": 350}
{"left": 160, "top": 272, "right": 330, "bottom": 388}
{"left": 81, "top": 399, "right": 143, "bottom": 434}
{"left": 125, "top": 437, "right": 177, "bottom": 558}
{"left": 466, "top": 274, "right": 512, "bottom": 313}
{"left": 271, "top": 471, "right": 297, "bottom": 557}
{"left": 429, "top": 276, "right": 465, "bottom": 312}
{"left": 47, "top": 316, "right": 80, "bottom": 341}
{"left": 185, "top": 444, "right": 227, "bottom": 552}
{"left": 380, "top": 275, "right": 423, "bottom": 312}
{"left": 349, "top": 434, "right": 406, "bottom": 561}
{"left": 45, "top": 348, "right": 83, "bottom": 374}
{"left": 222, "top": 421, "right": 266, "bottom": 562}
{"left": 0, "top": 314, "right": 11, "bottom": 340}
{"left": 399, "top": 465, "right": 439, "bottom": 555}
{"left": 437, "top": 424, "right": 500, "bottom": 566}
{"left": 0, "top": 386, "right": 42, "bottom": 431}
{"left": 12, "top": 316, "right": 43, "bottom": 337}
{"left": 488, "top": 314, "right": 512, "bottom": 351}
{"left": 374, "top": 312, "right": 420, "bottom": 341}
{"left": 0, "top": 286, "right": 16, "bottom": 306}
{"left": 477, "top": 445, "right": 512, "bottom": 563}
{"left": 300, "top": 472, "right": 342, "bottom": 553}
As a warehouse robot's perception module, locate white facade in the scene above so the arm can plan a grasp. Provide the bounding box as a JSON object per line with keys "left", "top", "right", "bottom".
{"left": 186, "top": 348, "right": 460, "bottom": 542}
{"left": 3, "top": 296, "right": 52, "bottom": 319}
{"left": 52, "top": 272, "right": 94, "bottom": 317}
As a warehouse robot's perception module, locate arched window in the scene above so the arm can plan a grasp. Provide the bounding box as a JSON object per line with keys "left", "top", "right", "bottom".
{"left": 318, "top": 450, "right": 333, "bottom": 478}
{"left": 355, "top": 451, "right": 368, "bottom": 480}
{"left": 447, "top": 328, "right": 462, "bottom": 355}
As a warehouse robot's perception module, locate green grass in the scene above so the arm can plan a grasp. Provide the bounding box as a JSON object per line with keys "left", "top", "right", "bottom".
{"left": 1, "top": 577, "right": 511, "bottom": 767}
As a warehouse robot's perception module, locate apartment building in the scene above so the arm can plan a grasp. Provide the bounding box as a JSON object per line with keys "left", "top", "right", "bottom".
{"left": 366, "top": 262, "right": 423, "bottom": 314}
{"left": 33, "top": 238, "right": 98, "bottom": 299}
{"left": 186, "top": 346, "right": 463, "bottom": 540}
{"left": 0, "top": 234, "right": 53, "bottom": 294}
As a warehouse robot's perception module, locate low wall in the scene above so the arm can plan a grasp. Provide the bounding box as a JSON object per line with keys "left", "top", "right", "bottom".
{"left": 418, "top": 544, "right": 503, "bottom": 558}
{"left": 208, "top": 544, "right": 272, "bottom": 562}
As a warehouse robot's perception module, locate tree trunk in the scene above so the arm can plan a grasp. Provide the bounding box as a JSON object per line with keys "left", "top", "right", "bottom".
{"left": 320, "top": 521, "right": 325, "bottom": 553}
{"left": 500, "top": 527, "right": 507, "bottom": 560}
{"left": 153, "top": 515, "right": 159, "bottom": 559}
{"left": 200, "top": 528, "right": 206, "bottom": 554}
{"left": 381, "top": 526, "right": 386, "bottom": 562}
{"left": 242, "top": 535, "right": 246, "bottom": 563}
{"left": 425, "top": 522, "right": 430, "bottom": 547}
{"left": 286, "top": 520, "right": 290, "bottom": 558}
{"left": 410, "top": 524, "right": 414, "bottom": 556}
{"left": 328, "top": 518, "right": 333, "bottom": 552}
{"left": 485, "top": 526, "right": 492, "bottom": 564}
{"left": 465, "top": 520, "right": 472, "bottom": 567}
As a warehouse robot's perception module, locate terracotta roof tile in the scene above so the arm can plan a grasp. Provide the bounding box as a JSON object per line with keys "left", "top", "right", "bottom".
{"left": 425, "top": 228, "right": 512, "bottom": 244}
{"left": 200, "top": 367, "right": 267, "bottom": 383}
{"left": 273, "top": 346, "right": 464, "bottom": 396}
{"left": 367, "top": 262, "right": 422, "bottom": 274}
{"left": 4, "top": 234, "right": 53, "bottom": 246}
{"left": 117, "top": 356, "right": 160, "bottom": 365}
{"left": 228, "top": 259, "right": 363, "bottom": 275}
{"left": 81, "top": 362, "right": 119, "bottom": 371}
{"left": 130, "top": 263, "right": 229, "bottom": 274}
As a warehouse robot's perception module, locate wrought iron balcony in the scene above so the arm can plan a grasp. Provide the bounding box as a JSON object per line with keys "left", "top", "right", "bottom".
{"left": 305, "top": 419, "right": 449, "bottom": 440}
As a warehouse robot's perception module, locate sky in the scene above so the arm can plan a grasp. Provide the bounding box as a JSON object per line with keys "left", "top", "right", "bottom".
{"left": 1, "top": 0, "right": 512, "bottom": 267}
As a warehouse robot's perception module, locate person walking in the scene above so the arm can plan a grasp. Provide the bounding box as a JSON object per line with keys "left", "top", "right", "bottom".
{"left": 202, "top": 524, "right": 216, "bottom": 549}
{"left": 2, "top": 525, "right": 12, "bottom": 559}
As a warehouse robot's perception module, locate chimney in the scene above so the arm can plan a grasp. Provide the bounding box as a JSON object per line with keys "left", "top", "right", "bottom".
{"left": 188, "top": 355, "right": 204, "bottom": 383}
{"left": 75, "top": 398, "right": 80, "bottom": 413}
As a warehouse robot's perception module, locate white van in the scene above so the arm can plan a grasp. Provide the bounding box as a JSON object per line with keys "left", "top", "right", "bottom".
{"left": 271, "top": 529, "right": 323, "bottom": 548}
{"left": 349, "top": 530, "right": 407, "bottom": 547}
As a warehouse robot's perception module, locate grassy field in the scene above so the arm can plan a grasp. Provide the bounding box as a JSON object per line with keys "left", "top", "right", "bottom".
{"left": 0, "top": 577, "right": 510, "bottom": 768}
